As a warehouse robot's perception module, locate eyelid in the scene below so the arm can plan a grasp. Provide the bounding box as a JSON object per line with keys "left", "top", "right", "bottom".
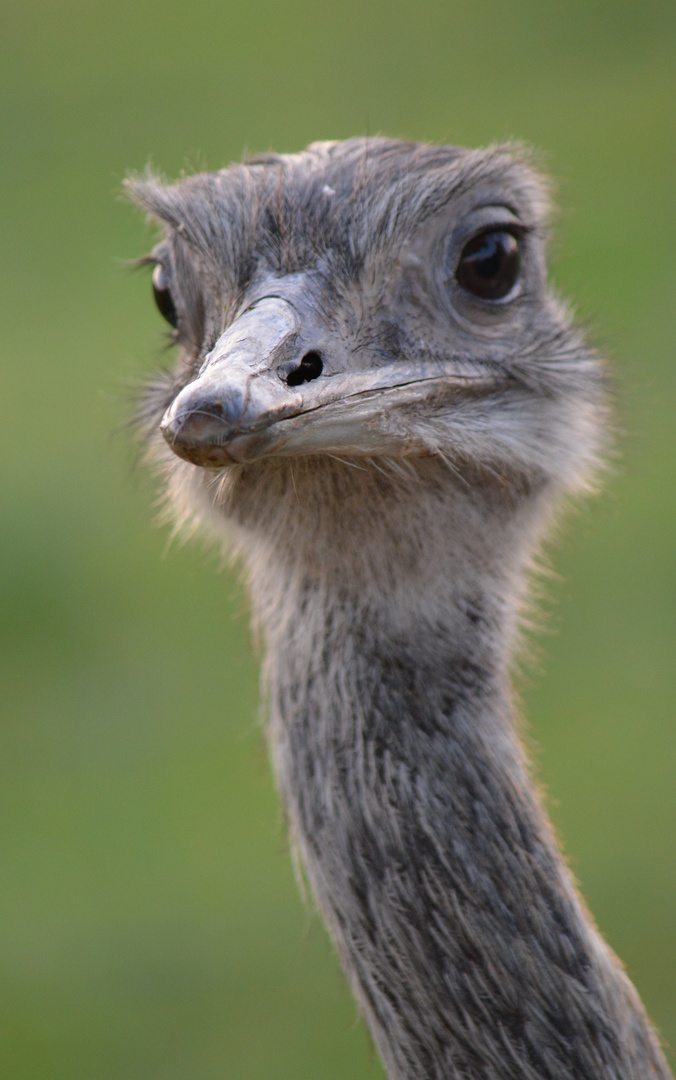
{"left": 468, "top": 222, "right": 529, "bottom": 239}
{"left": 456, "top": 205, "right": 530, "bottom": 241}
{"left": 468, "top": 201, "right": 524, "bottom": 221}
{"left": 152, "top": 261, "right": 173, "bottom": 290}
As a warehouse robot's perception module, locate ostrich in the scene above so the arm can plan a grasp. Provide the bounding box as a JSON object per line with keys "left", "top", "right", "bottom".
{"left": 127, "top": 138, "right": 672, "bottom": 1080}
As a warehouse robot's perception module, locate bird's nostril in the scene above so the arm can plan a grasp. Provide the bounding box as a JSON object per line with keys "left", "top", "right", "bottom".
{"left": 286, "top": 351, "right": 323, "bottom": 387}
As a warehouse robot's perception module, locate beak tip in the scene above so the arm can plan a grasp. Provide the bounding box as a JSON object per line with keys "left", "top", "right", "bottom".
{"left": 159, "top": 396, "right": 236, "bottom": 467}
{"left": 160, "top": 423, "right": 235, "bottom": 468}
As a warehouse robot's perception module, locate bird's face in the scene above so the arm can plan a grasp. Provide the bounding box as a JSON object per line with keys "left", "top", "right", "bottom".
{"left": 130, "top": 140, "right": 604, "bottom": 495}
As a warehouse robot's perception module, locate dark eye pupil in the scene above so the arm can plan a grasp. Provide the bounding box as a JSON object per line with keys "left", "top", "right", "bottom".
{"left": 152, "top": 263, "right": 178, "bottom": 328}
{"left": 456, "top": 229, "right": 521, "bottom": 301}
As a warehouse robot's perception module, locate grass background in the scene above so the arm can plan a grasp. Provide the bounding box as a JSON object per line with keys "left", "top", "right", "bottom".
{"left": 1, "top": 1, "right": 674, "bottom": 1076}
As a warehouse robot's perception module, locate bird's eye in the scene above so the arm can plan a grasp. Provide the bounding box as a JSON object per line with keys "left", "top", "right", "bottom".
{"left": 456, "top": 229, "right": 521, "bottom": 301}
{"left": 152, "top": 263, "right": 178, "bottom": 328}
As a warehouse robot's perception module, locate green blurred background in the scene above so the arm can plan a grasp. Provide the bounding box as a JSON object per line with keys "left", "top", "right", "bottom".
{"left": 1, "top": 1, "right": 674, "bottom": 1076}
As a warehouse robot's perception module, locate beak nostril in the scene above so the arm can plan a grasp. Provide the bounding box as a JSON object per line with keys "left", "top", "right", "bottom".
{"left": 286, "top": 351, "right": 323, "bottom": 387}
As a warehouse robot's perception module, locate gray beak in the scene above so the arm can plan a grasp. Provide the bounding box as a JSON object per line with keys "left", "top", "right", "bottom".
{"left": 160, "top": 296, "right": 308, "bottom": 466}
{"left": 160, "top": 290, "right": 506, "bottom": 468}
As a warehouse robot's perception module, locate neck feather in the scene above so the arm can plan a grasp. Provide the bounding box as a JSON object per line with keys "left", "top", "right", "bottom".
{"left": 217, "top": 457, "right": 669, "bottom": 1080}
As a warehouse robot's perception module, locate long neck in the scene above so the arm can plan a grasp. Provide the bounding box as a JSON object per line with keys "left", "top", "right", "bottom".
{"left": 226, "top": 459, "right": 670, "bottom": 1080}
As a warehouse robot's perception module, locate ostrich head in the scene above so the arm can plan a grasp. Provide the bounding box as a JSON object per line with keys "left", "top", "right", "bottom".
{"left": 128, "top": 139, "right": 604, "bottom": 554}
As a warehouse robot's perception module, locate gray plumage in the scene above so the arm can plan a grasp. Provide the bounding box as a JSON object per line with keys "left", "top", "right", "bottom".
{"left": 127, "top": 138, "right": 672, "bottom": 1080}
